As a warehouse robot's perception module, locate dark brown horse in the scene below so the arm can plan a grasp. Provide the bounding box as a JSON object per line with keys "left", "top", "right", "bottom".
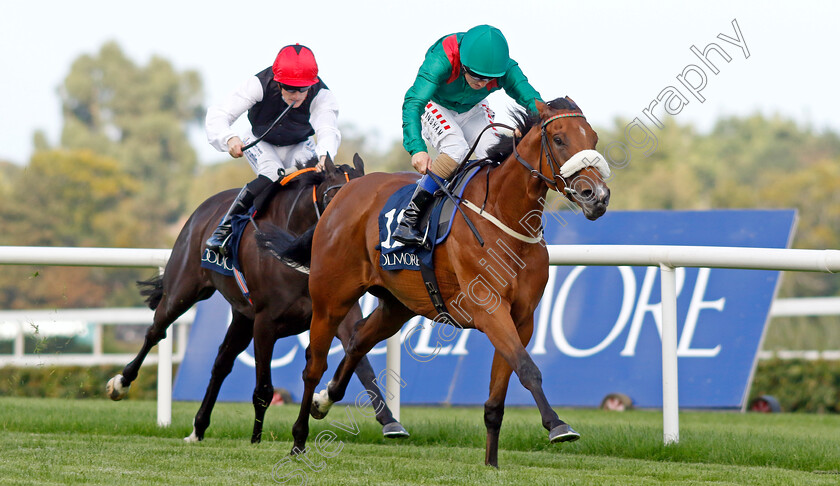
{"left": 106, "top": 155, "right": 407, "bottom": 443}
{"left": 265, "top": 98, "right": 610, "bottom": 467}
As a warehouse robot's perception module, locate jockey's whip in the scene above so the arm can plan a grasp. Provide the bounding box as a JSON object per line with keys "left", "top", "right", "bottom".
{"left": 242, "top": 104, "right": 294, "bottom": 150}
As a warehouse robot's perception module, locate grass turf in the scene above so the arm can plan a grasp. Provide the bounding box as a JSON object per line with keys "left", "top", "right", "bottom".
{"left": 0, "top": 397, "right": 838, "bottom": 485}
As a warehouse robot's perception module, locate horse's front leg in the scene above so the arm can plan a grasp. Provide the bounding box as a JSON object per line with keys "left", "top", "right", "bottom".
{"left": 484, "top": 351, "right": 512, "bottom": 468}
{"left": 477, "top": 311, "right": 579, "bottom": 458}
{"left": 483, "top": 317, "right": 553, "bottom": 467}
{"left": 250, "top": 315, "right": 276, "bottom": 444}
{"left": 321, "top": 296, "right": 412, "bottom": 421}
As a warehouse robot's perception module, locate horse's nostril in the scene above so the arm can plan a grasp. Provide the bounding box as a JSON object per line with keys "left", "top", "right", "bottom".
{"left": 579, "top": 189, "right": 594, "bottom": 202}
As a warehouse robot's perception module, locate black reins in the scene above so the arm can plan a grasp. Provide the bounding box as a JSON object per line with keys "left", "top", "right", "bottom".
{"left": 460, "top": 115, "right": 583, "bottom": 196}
{"left": 426, "top": 114, "right": 584, "bottom": 246}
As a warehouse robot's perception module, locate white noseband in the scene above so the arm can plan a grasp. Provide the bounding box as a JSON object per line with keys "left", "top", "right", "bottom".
{"left": 561, "top": 149, "right": 611, "bottom": 179}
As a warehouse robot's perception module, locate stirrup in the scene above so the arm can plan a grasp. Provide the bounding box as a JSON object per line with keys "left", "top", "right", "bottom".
{"left": 216, "top": 232, "right": 235, "bottom": 256}
{"left": 420, "top": 221, "right": 431, "bottom": 249}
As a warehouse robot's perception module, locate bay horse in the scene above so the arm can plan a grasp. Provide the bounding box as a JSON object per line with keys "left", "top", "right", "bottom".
{"left": 105, "top": 155, "right": 407, "bottom": 443}
{"left": 266, "top": 98, "right": 610, "bottom": 467}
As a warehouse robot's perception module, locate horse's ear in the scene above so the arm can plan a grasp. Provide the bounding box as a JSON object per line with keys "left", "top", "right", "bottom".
{"left": 324, "top": 153, "right": 336, "bottom": 172}
{"left": 353, "top": 153, "right": 365, "bottom": 175}
{"left": 535, "top": 99, "right": 551, "bottom": 118}
{"left": 565, "top": 96, "right": 580, "bottom": 111}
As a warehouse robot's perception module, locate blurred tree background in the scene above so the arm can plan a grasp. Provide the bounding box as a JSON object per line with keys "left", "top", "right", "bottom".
{"left": 0, "top": 42, "right": 838, "bottom": 351}
{"left": 597, "top": 115, "right": 840, "bottom": 350}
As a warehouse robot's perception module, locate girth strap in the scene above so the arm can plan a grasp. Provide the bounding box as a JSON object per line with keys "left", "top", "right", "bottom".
{"left": 420, "top": 262, "right": 449, "bottom": 317}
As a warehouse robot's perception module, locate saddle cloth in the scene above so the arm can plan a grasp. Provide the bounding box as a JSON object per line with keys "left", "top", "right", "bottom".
{"left": 200, "top": 166, "right": 320, "bottom": 276}
{"left": 377, "top": 165, "right": 483, "bottom": 271}
{"left": 200, "top": 212, "right": 252, "bottom": 276}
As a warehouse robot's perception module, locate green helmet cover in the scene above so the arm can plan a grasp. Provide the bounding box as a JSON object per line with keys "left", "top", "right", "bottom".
{"left": 459, "top": 25, "right": 509, "bottom": 78}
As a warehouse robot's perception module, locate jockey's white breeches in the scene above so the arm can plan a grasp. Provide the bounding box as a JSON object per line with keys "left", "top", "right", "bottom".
{"left": 242, "top": 131, "right": 317, "bottom": 182}
{"left": 420, "top": 98, "right": 501, "bottom": 164}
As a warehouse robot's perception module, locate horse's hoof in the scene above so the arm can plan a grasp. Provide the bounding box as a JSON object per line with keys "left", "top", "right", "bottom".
{"left": 290, "top": 446, "right": 305, "bottom": 456}
{"left": 106, "top": 374, "right": 129, "bottom": 401}
{"left": 382, "top": 422, "right": 410, "bottom": 438}
{"left": 310, "top": 402, "right": 327, "bottom": 420}
{"left": 549, "top": 423, "right": 581, "bottom": 443}
{"left": 184, "top": 429, "right": 202, "bottom": 443}
{"left": 310, "top": 388, "right": 333, "bottom": 420}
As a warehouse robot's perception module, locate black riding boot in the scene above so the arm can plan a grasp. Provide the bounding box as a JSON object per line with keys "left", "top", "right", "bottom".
{"left": 205, "top": 176, "right": 272, "bottom": 255}
{"left": 392, "top": 184, "right": 435, "bottom": 246}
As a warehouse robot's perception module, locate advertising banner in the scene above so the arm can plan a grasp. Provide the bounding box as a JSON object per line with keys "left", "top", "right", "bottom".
{"left": 174, "top": 209, "right": 795, "bottom": 409}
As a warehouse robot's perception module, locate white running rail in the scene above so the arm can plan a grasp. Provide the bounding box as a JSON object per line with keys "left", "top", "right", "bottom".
{"left": 545, "top": 244, "right": 840, "bottom": 445}
{"left": 0, "top": 246, "right": 173, "bottom": 426}
{"left": 2, "top": 245, "right": 839, "bottom": 443}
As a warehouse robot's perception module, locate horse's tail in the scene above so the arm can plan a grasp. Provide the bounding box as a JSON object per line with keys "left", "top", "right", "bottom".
{"left": 256, "top": 224, "right": 315, "bottom": 274}
{"left": 137, "top": 274, "right": 164, "bottom": 310}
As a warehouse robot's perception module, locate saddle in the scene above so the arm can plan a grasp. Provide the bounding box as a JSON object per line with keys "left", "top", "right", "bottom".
{"left": 378, "top": 162, "right": 488, "bottom": 269}
{"left": 378, "top": 159, "right": 496, "bottom": 320}
{"left": 200, "top": 167, "right": 323, "bottom": 300}
{"left": 430, "top": 161, "right": 489, "bottom": 245}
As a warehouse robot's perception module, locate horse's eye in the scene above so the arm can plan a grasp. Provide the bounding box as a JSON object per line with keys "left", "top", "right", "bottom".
{"left": 553, "top": 137, "right": 564, "bottom": 146}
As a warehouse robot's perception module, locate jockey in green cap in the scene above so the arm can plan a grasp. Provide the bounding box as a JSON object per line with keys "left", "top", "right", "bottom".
{"left": 395, "top": 25, "right": 543, "bottom": 246}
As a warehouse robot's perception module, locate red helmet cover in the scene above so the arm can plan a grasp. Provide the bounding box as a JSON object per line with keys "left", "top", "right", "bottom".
{"left": 272, "top": 44, "right": 319, "bottom": 87}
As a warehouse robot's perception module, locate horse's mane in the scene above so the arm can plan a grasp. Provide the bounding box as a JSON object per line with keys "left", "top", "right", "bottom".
{"left": 485, "top": 97, "right": 581, "bottom": 163}
{"left": 251, "top": 158, "right": 327, "bottom": 212}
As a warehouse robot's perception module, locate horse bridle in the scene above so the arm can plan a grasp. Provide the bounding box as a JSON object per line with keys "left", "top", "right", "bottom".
{"left": 284, "top": 168, "right": 351, "bottom": 228}
{"left": 314, "top": 170, "right": 351, "bottom": 219}
{"left": 511, "top": 112, "right": 586, "bottom": 196}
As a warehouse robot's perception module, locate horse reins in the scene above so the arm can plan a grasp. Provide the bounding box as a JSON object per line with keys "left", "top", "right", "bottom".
{"left": 462, "top": 114, "right": 585, "bottom": 196}
{"left": 278, "top": 166, "right": 351, "bottom": 228}
{"left": 428, "top": 113, "right": 586, "bottom": 245}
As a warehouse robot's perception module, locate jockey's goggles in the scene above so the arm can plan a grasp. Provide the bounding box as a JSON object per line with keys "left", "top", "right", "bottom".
{"left": 462, "top": 66, "right": 497, "bottom": 82}
{"left": 279, "top": 83, "right": 312, "bottom": 93}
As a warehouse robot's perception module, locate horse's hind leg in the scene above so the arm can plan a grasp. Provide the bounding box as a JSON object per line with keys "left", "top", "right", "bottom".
{"left": 185, "top": 310, "right": 253, "bottom": 442}
{"left": 107, "top": 275, "right": 212, "bottom": 400}
{"left": 249, "top": 312, "right": 278, "bottom": 444}
{"left": 318, "top": 294, "right": 414, "bottom": 422}
{"left": 334, "top": 303, "right": 409, "bottom": 438}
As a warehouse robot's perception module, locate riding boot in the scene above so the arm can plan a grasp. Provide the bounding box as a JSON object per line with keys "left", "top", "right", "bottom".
{"left": 205, "top": 175, "right": 272, "bottom": 255}
{"left": 392, "top": 182, "right": 436, "bottom": 246}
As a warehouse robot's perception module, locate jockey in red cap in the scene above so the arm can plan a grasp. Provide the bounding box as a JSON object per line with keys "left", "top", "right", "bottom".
{"left": 205, "top": 44, "right": 340, "bottom": 256}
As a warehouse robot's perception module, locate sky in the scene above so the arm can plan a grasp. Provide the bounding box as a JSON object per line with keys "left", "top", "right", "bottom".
{"left": 1, "top": 0, "right": 838, "bottom": 166}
